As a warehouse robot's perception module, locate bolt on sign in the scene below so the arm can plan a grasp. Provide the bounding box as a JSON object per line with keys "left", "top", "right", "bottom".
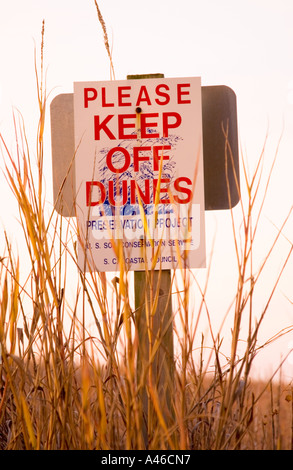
{"left": 73, "top": 77, "right": 206, "bottom": 272}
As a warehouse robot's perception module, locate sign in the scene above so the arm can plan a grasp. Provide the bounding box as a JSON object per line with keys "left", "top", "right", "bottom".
{"left": 73, "top": 77, "right": 206, "bottom": 272}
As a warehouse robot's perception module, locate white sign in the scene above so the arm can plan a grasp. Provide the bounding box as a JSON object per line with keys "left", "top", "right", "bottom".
{"left": 73, "top": 77, "right": 206, "bottom": 272}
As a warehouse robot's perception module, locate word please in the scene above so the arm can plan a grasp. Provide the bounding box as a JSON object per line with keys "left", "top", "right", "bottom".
{"left": 84, "top": 83, "right": 191, "bottom": 108}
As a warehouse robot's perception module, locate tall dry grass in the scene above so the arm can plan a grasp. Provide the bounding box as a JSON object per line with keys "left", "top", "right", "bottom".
{"left": 0, "top": 16, "right": 293, "bottom": 450}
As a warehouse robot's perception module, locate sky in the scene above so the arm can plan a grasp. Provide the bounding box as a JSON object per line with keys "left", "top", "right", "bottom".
{"left": 1, "top": 0, "right": 293, "bottom": 380}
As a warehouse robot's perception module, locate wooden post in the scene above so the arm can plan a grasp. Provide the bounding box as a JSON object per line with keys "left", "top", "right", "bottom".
{"left": 134, "top": 269, "right": 174, "bottom": 444}
{"left": 127, "top": 74, "right": 175, "bottom": 446}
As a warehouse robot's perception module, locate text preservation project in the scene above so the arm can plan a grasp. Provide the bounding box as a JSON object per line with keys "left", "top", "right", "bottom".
{"left": 73, "top": 77, "right": 206, "bottom": 272}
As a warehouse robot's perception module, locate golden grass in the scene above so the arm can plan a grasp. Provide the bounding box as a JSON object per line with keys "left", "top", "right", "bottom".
{"left": 0, "top": 14, "right": 293, "bottom": 450}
